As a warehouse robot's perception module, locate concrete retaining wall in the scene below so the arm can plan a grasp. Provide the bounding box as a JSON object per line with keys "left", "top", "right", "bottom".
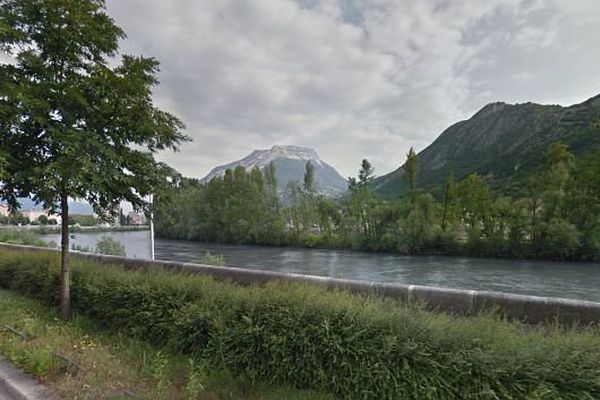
{"left": 2, "top": 243, "right": 600, "bottom": 325}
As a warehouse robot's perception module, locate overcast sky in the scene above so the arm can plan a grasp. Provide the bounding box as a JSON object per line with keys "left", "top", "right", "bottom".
{"left": 21, "top": 1, "right": 600, "bottom": 178}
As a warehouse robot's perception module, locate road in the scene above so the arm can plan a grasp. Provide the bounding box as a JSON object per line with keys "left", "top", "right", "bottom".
{"left": 0, "top": 386, "right": 12, "bottom": 400}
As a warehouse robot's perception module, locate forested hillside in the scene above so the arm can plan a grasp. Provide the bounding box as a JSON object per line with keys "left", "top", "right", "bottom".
{"left": 374, "top": 94, "right": 600, "bottom": 198}
{"left": 155, "top": 143, "right": 600, "bottom": 261}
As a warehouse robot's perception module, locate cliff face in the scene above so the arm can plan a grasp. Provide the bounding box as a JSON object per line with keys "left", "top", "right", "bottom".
{"left": 374, "top": 94, "right": 600, "bottom": 197}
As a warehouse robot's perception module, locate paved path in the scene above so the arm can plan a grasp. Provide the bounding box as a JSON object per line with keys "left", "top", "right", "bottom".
{"left": 0, "top": 385, "right": 12, "bottom": 400}
{"left": 0, "top": 356, "right": 57, "bottom": 399}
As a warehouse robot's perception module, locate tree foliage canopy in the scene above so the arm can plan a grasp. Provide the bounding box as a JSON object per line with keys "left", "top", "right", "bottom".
{"left": 0, "top": 0, "right": 188, "bottom": 318}
{"left": 0, "top": 0, "right": 188, "bottom": 215}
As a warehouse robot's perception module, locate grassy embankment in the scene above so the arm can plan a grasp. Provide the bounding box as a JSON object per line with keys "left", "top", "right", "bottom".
{"left": 0, "top": 225, "right": 148, "bottom": 235}
{"left": 0, "top": 229, "right": 55, "bottom": 247}
{"left": 34, "top": 225, "right": 150, "bottom": 234}
{"left": 0, "top": 289, "right": 331, "bottom": 399}
{"left": 0, "top": 247, "right": 599, "bottom": 399}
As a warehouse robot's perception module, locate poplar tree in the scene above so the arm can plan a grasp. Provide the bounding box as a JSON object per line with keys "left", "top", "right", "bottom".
{"left": 403, "top": 147, "right": 418, "bottom": 208}
{"left": 303, "top": 161, "right": 315, "bottom": 193}
{"left": 347, "top": 159, "right": 376, "bottom": 238}
{"left": 0, "top": 0, "right": 188, "bottom": 318}
{"left": 441, "top": 171, "right": 458, "bottom": 231}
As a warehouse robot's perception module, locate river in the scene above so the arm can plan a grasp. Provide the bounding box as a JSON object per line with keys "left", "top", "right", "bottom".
{"left": 41, "top": 230, "right": 600, "bottom": 302}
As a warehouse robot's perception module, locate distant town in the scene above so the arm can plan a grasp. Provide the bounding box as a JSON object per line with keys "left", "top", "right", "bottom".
{"left": 0, "top": 204, "right": 147, "bottom": 227}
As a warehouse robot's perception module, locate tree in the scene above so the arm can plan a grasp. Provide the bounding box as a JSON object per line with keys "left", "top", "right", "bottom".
{"left": 346, "top": 159, "right": 378, "bottom": 242}
{"left": 399, "top": 193, "right": 437, "bottom": 253}
{"left": 565, "top": 148, "right": 600, "bottom": 259}
{"left": 263, "top": 162, "right": 279, "bottom": 212}
{"left": 542, "top": 218, "right": 581, "bottom": 259}
{"left": 119, "top": 208, "right": 128, "bottom": 226}
{"left": 0, "top": 0, "right": 188, "bottom": 318}
{"left": 441, "top": 171, "right": 458, "bottom": 231}
{"left": 0, "top": 150, "right": 6, "bottom": 182}
{"left": 303, "top": 161, "right": 315, "bottom": 193}
{"left": 403, "top": 147, "right": 418, "bottom": 208}
{"left": 358, "top": 159, "right": 374, "bottom": 186}
{"left": 541, "top": 142, "right": 574, "bottom": 220}
{"left": 458, "top": 174, "right": 490, "bottom": 252}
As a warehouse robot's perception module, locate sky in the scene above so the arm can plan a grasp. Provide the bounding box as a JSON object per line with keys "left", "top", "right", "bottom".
{"left": 7, "top": 0, "right": 600, "bottom": 179}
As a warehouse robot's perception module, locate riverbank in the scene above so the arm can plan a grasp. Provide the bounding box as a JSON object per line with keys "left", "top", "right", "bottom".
{"left": 156, "top": 231, "right": 600, "bottom": 263}
{"left": 2, "top": 225, "right": 150, "bottom": 234}
{"left": 0, "top": 289, "right": 331, "bottom": 400}
{"left": 1, "top": 247, "right": 599, "bottom": 399}
{"left": 31, "top": 230, "right": 600, "bottom": 302}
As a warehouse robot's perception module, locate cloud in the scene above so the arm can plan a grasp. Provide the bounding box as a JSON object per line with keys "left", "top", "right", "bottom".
{"left": 105, "top": 0, "right": 600, "bottom": 178}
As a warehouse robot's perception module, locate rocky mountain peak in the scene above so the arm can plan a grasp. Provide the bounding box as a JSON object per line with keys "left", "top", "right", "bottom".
{"left": 261, "top": 145, "right": 322, "bottom": 164}
{"left": 473, "top": 102, "right": 508, "bottom": 119}
{"left": 200, "top": 145, "right": 347, "bottom": 197}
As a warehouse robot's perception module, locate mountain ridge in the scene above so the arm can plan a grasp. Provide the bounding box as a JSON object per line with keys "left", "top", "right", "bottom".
{"left": 374, "top": 94, "right": 600, "bottom": 197}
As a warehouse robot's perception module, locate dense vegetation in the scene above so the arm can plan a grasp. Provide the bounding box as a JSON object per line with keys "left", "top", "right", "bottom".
{"left": 0, "top": 248, "right": 599, "bottom": 399}
{"left": 0, "top": 0, "right": 187, "bottom": 318}
{"left": 0, "top": 211, "right": 35, "bottom": 225}
{"left": 373, "top": 95, "right": 600, "bottom": 198}
{"left": 0, "top": 290, "right": 331, "bottom": 400}
{"left": 156, "top": 142, "right": 600, "bottom": 261}
{"left": 0, "top": 228, "right": 56, "bottom": 247}
{"left": 71, "top": 235, "right": 127, "bottom": 257}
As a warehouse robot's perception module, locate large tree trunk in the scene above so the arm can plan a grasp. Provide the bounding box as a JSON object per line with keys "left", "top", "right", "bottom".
{"left": 60, "top": 192, "right": 71, "bottom": 319}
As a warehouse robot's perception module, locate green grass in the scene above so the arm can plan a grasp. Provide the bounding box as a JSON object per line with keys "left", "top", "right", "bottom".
{"left": 0, "top": 248, "right": 599, "bottom": 399}
{"left": 0, "top": 289, "right": 332, "bottom": 400}
{"left": 0, "top": 229, "right": 56, "bottom": 247}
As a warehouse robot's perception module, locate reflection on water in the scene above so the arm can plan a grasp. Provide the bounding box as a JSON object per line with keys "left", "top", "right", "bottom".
{"left": 42, "top": 230, "right": 600, "bottom": 302}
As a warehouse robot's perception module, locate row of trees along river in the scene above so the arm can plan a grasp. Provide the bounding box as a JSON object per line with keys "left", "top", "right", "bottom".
{"left": 155, "top": 142, "right": 600, "bottom": 262}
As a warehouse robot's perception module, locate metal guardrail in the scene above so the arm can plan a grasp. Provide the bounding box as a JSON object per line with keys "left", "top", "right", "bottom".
{"left": 1, "top": 242, "right": 599, "bottom": 325}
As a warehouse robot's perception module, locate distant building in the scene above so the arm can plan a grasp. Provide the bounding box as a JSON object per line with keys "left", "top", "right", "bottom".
{"left": 0, "top": 204, "right": 9, "bottom": 217}
{"left": 21, "top": 209, "right": 60, "bottom": 224}
{"left": 127, "top": 211, "right": 147, "bottom": 225}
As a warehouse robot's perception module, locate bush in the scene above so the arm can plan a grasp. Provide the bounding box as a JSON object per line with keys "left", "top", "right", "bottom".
{"left": 95, "top": 236, "right": 126, "bottom": 256}
{"left": 72, "top": 243, "right": 94, "bottom": 253}
{"left": 0, "top": 248, "right": 599, "bottom": 399}
{"left": 0, "top": 229, "right": 55, "bottom": 247}
{"left": 197, "top": 252, "right": 226, "bottom": 266}
{"left": 542, "top": 218, "right": 582, "bottom": 259}
{"left": 68, "top": 215, "right": 97, "bottom": 227}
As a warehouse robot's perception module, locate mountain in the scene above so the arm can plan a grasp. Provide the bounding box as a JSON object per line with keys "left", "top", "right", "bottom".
{"left": 374, "top": 94, "right": 600, "bottom": 198}
{"left": 6, "top": 198, "right": 94, "bottom": 215}
{"left": 200, "top": 145, "right": 348, "bottom": 196}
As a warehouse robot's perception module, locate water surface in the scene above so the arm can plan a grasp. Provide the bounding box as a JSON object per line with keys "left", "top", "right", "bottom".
{"left": 42, "top": 230, "right": 600, "bottom": 302}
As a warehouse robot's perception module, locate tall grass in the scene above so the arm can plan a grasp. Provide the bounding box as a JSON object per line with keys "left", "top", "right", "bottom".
{"left": 0, "top": 289, "right": 332, "bottom": 399}
{"left": 198, "top": 251, "right": 226, "bottom": 266}
{"left": 0, "top": 248, "right": 598, "bottom": 399}
{"left": 0, "top": 229, "right": 56, "bottom": 247}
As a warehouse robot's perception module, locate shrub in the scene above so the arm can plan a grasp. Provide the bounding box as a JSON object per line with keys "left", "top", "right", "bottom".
{"left": 197, "top": 252, "right": 225, "bottom": 266}
{"left": 0, "top": 229, "right": 55, "bottom": 248}
{"left": 94, "top": 236, "right": 126, "bottom": 256}
{"left": 72, "top": 244, "right": 93, "bottom": 253}
{"left": 0, "top": 248, "right": 599, "bottom": 399}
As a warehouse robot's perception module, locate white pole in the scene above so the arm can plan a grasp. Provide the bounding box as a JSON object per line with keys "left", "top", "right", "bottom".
{"left": 149, "top": 194, "right": 155, "bottom": 260}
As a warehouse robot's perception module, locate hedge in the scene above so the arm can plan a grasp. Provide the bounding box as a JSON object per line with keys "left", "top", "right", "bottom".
{"left": 0, "top": 248, "right": 599, "bottom": 399}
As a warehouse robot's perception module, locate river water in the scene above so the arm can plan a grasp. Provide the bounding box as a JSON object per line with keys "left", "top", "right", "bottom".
{"left": 42, "top": 230, "right": 600, "bottom": 302}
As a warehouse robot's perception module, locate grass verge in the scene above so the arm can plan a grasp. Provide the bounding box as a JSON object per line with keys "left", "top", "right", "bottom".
{"left": 0, "top": 247, "right": 599, "bottom": 399}
{"left": 0, "top": 289, "right": 332, "bottom": 399}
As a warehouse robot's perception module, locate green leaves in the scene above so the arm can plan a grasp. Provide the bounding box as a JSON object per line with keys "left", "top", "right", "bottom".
{"left": 0, "top": 0, "right": 189, "bottom": 218}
